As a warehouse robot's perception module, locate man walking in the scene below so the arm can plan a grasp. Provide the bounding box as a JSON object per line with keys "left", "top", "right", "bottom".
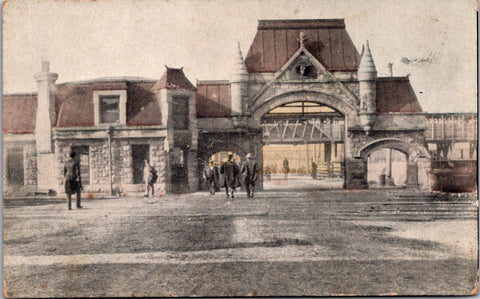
{"left": 283, "top": 157, "right": 290, "bottom": 180}
{"left": 203, "top": 160, "right": 219, "bottom": 195}
{"left": 144, "top": 160, "right": 157, "bottom": 197}
{"left": 220, "top": 152, "right": 241, "bottom": 198}
{"left": 241, "top": 153, "right": 259, "bottom": 198}
{"left": 64, "top": 151, "right": 82, "bottom": 210}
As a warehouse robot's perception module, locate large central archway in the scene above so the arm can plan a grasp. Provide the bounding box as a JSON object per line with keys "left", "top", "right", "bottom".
{"left": 257, "top": 94, "right": 350, "bottom": 191}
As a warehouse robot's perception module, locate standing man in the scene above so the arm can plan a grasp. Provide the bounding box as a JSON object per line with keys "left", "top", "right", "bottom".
{"left": 283, "top": 157, "right": 290, "bottom": 180}
{"left": 64, "top": 151, "right": 82, "bottom": 210}
{"left": 144, "top": 160, "right": 154, "bottom": 197}
{"left": 241, "top": 153, "right": 259, "bottom": 198}
{"left": 203, "top": 160, "right": 219, "bottom": 195}
{"left": 220, "top": 152, "right": 241, "bottom": 198}
{"left": 311, "top": 160, "right": 317, "bottom": 180}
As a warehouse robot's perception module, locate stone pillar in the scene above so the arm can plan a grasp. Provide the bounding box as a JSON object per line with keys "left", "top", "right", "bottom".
{"left": 417, "top": 157, "right": 431, "bottom": 191}
{"left": 345, "top": 158, "right": 368, "bottom": 189}
{"left": 187, "top": 150, "right": 198, "bottom": 192}
{"left": 406, "top": 164, "right": 419, "bottom": 188}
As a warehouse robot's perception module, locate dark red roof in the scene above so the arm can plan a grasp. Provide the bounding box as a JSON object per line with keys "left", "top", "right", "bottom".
{"left": 153, "top": 67, "right": 196, "bottom": 91}
{"left": 3, "top": 94, "right": 37, "bottom": 134}
{"left": 55, "top": 80, "right": 162, "bottom": 127}
{"left": 55, "top": 83, "right": 95, "bottom": 127}
{"left": 245, "top": 19, "right": 360, "bottom": 73}
{"left": 196, "top": 82, "right": 232, "bottom": 118}
{"left": 126, "top": 82, "right": 162, "bottom": 126}
{"left": 376, "top": 77, "right": 423, "bottom": 113}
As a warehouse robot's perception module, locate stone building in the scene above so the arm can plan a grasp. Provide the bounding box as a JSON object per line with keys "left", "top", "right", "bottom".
{"left": 4, "top": 19, "right": 435, "bottom": 195}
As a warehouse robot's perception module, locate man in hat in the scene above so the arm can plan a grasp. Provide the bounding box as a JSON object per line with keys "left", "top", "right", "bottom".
{"left": 144, "top": 160, "right": 157, "bottom": 197}
{"left": 241, "top": 153, "right": 259, "bottom": 198}
{"left": 220, "top": 152, "right": 241, "bottom": 198}
{"left": 64, "top": 151, "right": 82, "bottom": 210}
{"left": 203, "top": 159, "right": 220, "bottom": 195}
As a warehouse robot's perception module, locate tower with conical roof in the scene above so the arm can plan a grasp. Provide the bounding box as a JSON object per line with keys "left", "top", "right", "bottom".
{"left": 358, "top": 41, "right": 377, "bottom": 132}
{"left": 230, "top": 42, "right": 249, "bottom": 116}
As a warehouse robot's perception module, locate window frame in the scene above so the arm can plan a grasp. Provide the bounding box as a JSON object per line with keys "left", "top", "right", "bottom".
{"left": 93, "top": 90, "right": 127, "bottom": 126}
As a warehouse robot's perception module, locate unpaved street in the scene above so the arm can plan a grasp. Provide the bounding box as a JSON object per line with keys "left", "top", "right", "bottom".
{"left": 3, "top": 190, "right": 478, "bottom": 297}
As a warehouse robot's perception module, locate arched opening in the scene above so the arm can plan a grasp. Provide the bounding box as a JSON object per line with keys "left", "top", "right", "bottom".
{"left": 261, "top": 101, "right": 345, "bottom": 190}
{"left": 367, "top": 148, "right": 408, "bottom": 188}
{"left": 358, "top": 138, "right": 431, "bottom": 190}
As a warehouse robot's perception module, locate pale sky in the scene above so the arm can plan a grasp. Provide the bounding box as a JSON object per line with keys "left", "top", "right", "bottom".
{"left": 2, "top": 0, "right": 477, "bottom": 113}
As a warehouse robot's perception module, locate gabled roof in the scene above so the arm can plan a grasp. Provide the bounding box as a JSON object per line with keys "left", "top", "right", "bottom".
{"left": 3, "top": 94, "right": 37, "bottom": 134}
{"left": 55, "top": 79, "right": 162, "bottom": 127}
{"left": 196, "top": 81, "right": 232, "bottom": 118}
{"left": 153, "top": 67, "right": 196, "bottom": 91}
{"left": 245, "top": 19, "right": 360, "bottom": 73}
{"left": 376, "top": 77, "right": 423, "bottom": 113}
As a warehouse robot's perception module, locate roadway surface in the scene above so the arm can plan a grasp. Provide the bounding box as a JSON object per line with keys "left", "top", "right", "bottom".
{"left": 3, "top": 187, "right": 478, "bottom": 297}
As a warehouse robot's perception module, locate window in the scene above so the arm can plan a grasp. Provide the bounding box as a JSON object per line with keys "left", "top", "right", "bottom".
{"left": 93, "top": 90, "right": 127, "bottom": 126}
{"left": 172, "top": 96, "right": 189, "bottom": 129}
{"left": 100, "top": 95, "right": 120, "bottom": 124}
{"left": 71, "top": 146, "right": 90, "bottom": 185}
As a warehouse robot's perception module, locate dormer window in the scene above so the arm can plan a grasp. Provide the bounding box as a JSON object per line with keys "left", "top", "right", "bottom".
{"left": 93, "top": 90, "right": 127, "bottom": 126}
{"left": 100, "top": 95, "right": 120, "bottom": 124}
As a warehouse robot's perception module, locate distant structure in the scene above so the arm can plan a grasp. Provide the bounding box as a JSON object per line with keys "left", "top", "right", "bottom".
{"left": 3, "top": 19, "right": 476, "bottom": 195}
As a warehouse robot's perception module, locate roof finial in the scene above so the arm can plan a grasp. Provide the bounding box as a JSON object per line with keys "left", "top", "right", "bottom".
{"left": 298, "top": 31, "right": 307, "bottom": 47}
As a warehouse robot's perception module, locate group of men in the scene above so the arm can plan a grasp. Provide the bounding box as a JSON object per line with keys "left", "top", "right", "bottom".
{"left": 203, "top": 152, "right": 259, "bottom": 199}
{"left": 63, "top": 150, "right": 258, "bottom": 210}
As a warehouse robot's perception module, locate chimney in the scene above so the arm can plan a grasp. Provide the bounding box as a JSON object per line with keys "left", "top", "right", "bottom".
{"left": 34, "top": 61, "right": 58, "bottom": 153}
{"left": 387, "top": 63, "right": 393, "bottom": 77}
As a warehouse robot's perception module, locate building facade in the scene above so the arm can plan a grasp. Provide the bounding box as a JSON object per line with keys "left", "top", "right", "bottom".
{"left": 5, "top": 19, "right": 457, "bottom": 195}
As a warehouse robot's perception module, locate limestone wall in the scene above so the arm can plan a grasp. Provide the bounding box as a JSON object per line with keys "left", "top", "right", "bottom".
{"left": 55, "top": 137, "right": 166, "bottom": 195}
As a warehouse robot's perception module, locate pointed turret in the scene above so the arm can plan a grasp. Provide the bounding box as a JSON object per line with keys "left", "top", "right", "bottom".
{"left": 230, "top": 42, "right": 248, "bottom": 116}
{"left": 358, "top": 41, "right": 377, "bottom": 81}
{"left": 358, "top": 41, "right": 377, "bottom": 132}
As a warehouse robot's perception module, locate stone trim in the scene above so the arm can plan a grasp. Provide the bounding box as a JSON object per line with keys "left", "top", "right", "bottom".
{"left": 357, "top": 138, "right": 430, "bottom": 161}
{"left": 93, "top": 90, "right": 127, "bottom": 126}
{"left": 249, "top": 90, "right": 357, "bottom": 126}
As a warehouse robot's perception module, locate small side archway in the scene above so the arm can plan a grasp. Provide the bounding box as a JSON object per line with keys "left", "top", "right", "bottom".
{"left": 357, "top": 138, "right": 431, "bottom": 189}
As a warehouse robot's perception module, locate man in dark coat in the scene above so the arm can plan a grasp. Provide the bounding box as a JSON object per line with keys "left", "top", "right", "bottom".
{"left": 203, "top": 160, "right": 220, "bottom": 195}
{"left": 220, "top": 152, "right": 241, "bottom": 198}
{"left": 283, "top": 157, "right": 290, "bottom": 180}
{"left": 241, "top": 153, "right": 259, "bottom": 198}
{"left": 64, "top": 151, "right": 82, "bottom": 210}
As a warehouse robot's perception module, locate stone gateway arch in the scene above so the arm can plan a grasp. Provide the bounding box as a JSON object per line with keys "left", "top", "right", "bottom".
{"left": 197, "top": 19, "right": 430, "bottom": 191}
{"left": 3, "top": 19, "right": 431, "bottom": 195}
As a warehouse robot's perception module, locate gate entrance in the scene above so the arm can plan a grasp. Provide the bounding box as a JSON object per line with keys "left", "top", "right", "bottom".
{"left": 261, "top": 102, "right": 345, "bottom": 190}
{"left": 367, "top": 148, "right": 407, "bottom": 188}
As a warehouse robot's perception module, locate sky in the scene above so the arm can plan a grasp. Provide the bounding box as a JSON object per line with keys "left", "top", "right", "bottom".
{"left": 2, "top": 0, "right": 477, "bottom": 113}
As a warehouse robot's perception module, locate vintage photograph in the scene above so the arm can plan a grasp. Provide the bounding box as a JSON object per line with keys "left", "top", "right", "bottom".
{"left": 2, "top": 0, "right": 478, "bottom": 297}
